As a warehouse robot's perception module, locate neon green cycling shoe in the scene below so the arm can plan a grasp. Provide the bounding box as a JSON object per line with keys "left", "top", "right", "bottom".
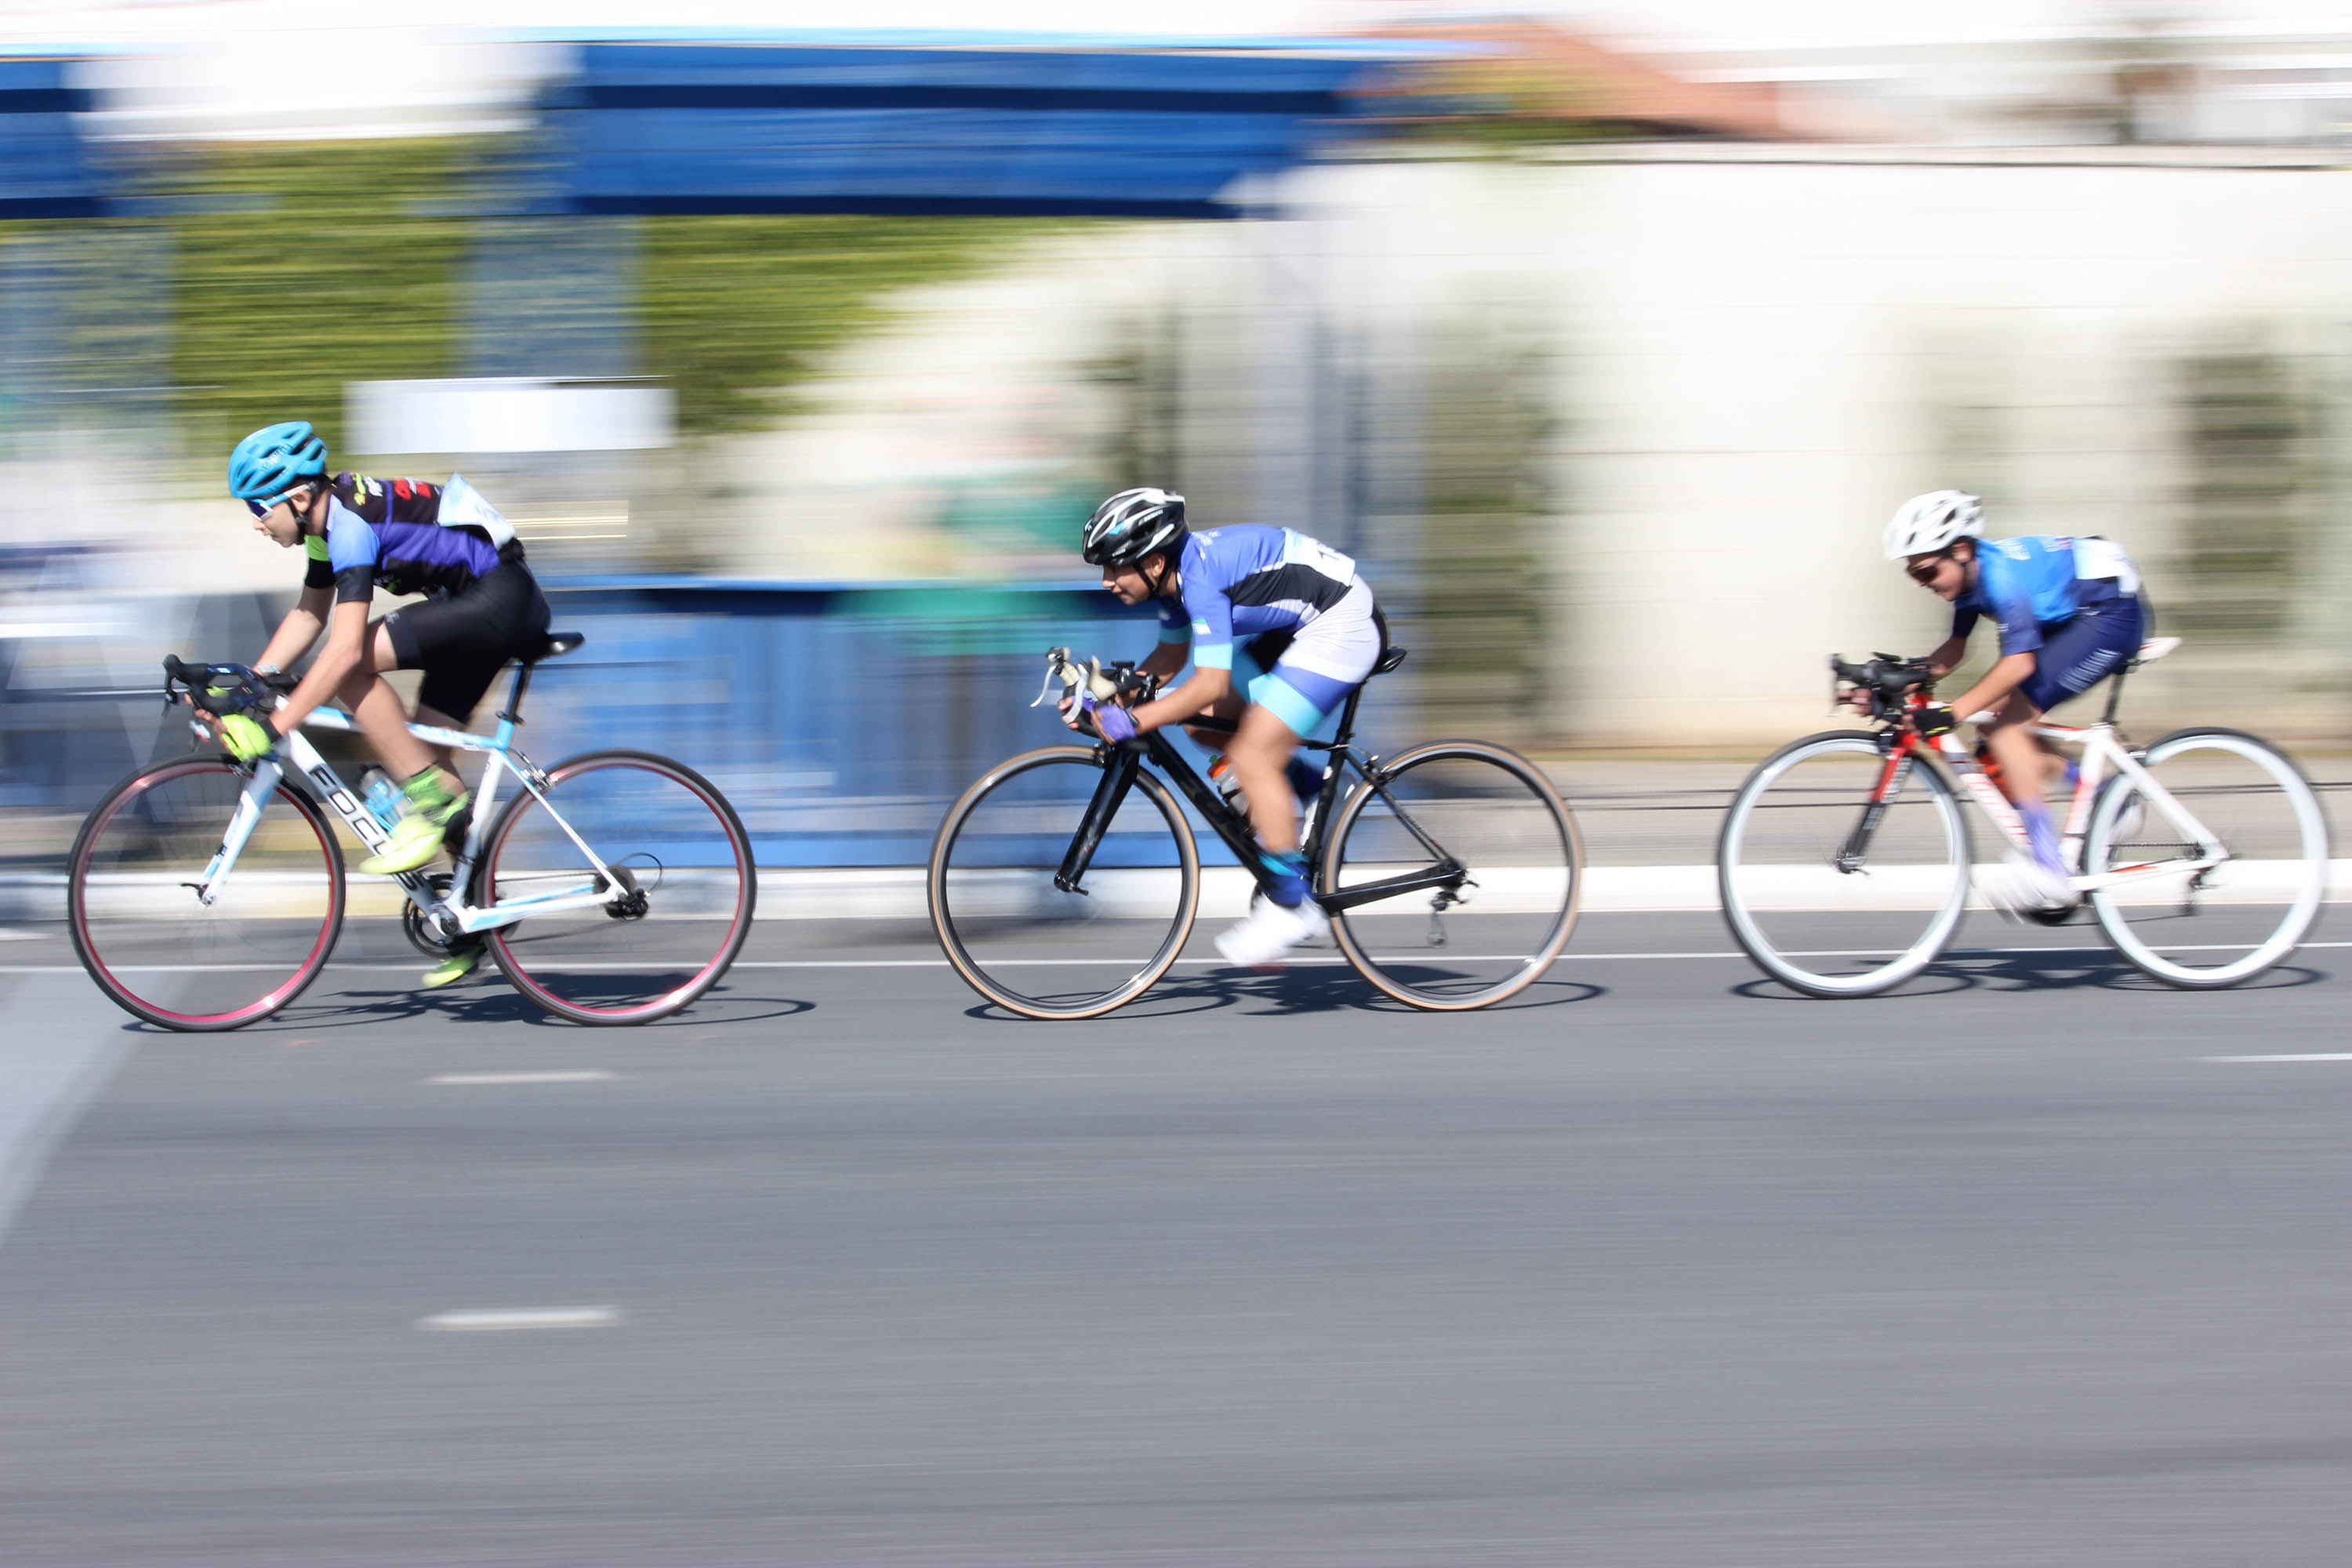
{"left": 358, "top": 772, "right": 470, "bottom": 877}
{"left": 422, "top": 946, "right": 483, "bottom": 989}
{"left": 359, "top": 810, "right": 458, "bottom": 876}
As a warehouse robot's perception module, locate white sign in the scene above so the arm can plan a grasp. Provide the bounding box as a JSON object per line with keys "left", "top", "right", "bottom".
{"left": 347, "top": 378, "right": 673, "bottom": 456}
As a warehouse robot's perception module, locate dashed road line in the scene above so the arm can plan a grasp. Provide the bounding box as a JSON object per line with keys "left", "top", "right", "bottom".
{"left": 423, "top": 1070, "right": 618, "bottom": 1086}
{"left": 416, "top": 1307, "right": 625, "bottom": 1332}
{"left": 2200, "top": 1053, "right": 2352, "bottom": 1064}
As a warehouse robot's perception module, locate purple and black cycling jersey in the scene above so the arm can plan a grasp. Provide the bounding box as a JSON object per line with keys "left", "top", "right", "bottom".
{"left": 302, "top": 473, "right": 513, "bottom": 605}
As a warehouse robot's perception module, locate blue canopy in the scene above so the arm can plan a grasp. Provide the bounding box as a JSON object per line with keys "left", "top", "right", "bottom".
{"left": 543, "top": 42, "right": 1398, "bottom": 218}
{"left": 0, "top": 58, "right": 99, "bottom": 218}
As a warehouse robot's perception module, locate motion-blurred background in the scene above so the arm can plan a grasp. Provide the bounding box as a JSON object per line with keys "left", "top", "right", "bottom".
{"left": 3, "top": 0, "right": 2348, "bottom": 870}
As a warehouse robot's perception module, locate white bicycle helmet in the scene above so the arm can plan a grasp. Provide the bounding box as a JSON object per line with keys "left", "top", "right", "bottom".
{"left": 1883, "top": 489, "right": 1984, "bottom": 560}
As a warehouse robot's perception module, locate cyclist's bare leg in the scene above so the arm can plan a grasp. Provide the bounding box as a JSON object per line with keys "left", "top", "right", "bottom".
{"left": 332, "top": 625, "right": 456, "bottom": 789}
{"left": 1180, "top": 687, "right": 1248, "bottom": 755}
{"left": 1227, "top": 702, "right": 1305, "bottom": 855}
{"left": 1980, "top": 692, "right": 2050, "bottom": 807}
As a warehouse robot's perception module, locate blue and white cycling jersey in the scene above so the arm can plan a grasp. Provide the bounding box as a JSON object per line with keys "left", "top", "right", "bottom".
{"left": 1952, "top": 535, "right": 2138, "bottom": 657}
{"left": 1154, "top": 525, "right": 1360, "bottom": 671}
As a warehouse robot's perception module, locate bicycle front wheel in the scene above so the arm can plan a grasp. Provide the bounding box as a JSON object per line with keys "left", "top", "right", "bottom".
{"left": 1321, "top": 741, "right": 1582, "bottom": 1011}
{"left": 1718, "top": 731, "right": 1969, "bottom": 998}
{"left": 479, "top": 750, "right": 755, "bottom": 1025}
{"left": 2086, "top": 728, "right": 2329, "bottom": 987}
{"left": 67, "top": 757, "right": 346, "bottom": 1030}
{"left": 929, "top": 745, "right": 1198, "bottom": 1020}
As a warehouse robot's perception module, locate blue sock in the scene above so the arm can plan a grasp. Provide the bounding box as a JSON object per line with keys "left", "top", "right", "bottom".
{"left": 1258, "top": 848, "right": 1309, "bottom": 907}
{"left": 2018, "top": 797, "right": 2063, "bottom": 873}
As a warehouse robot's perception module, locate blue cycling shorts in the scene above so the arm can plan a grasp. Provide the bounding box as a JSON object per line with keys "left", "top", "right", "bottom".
{"left": 2017, "top": 594, "right": 2145, "bottom": 713}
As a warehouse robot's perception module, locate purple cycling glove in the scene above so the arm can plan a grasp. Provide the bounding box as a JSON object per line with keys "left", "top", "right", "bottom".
{"left": 1089, "top": 698, "right": 1138, "bottom": 743}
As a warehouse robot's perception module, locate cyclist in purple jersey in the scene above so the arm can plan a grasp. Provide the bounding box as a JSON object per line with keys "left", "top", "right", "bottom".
{"left": 1880, "top": 489, "right": 2146, "bottom": 914}
{"left": 220, "top": 421, "right": 551, "bottom": 987}
{"left": 1076, "top": 488, "right": 1385, "bottom": 967}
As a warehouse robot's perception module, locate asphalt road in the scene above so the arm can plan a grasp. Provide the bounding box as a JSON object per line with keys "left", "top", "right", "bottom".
{"left": 2, "top": 910, "right": 2348, "bottom": 1566}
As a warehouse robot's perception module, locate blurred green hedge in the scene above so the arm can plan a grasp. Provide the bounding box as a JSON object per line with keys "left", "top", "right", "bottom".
{"left": 103, "top": 137, "right": 1066, "bottom": 454}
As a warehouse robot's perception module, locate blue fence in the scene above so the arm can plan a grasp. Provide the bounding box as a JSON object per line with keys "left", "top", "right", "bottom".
{"left": 5, "top": 576, "right": 1411, "bottom": 868}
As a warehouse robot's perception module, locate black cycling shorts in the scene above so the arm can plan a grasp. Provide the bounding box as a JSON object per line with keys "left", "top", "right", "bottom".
{"left": 379, "top": 563, "right": 553, "bottom": 722}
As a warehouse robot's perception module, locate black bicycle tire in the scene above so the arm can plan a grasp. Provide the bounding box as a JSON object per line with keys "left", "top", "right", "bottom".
{"left": 1319, "top": 739, "right": 1583, "bottom": 1011}
{"left": 67, "top": 755, "right": 347, "bottom": 1031}
{"left": 479, "top": 749, "right": 757, "bottom": 1025}
{"left": 1715, "top": 729, "right": 1969, "bottom": 999}
{"left": 2085, "top": 727, "right": 2329, "bottom": 989}
{"left": 927, "top": 744, "right": 1199, "bottom": 1021}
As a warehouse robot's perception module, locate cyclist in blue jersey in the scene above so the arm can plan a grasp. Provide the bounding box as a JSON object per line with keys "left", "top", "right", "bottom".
{"left": 1882, "top": 489, "right": 2147, "bottom": 913}
{"left": 1075, "top": 488, "right": 1386, "bottom": 966}
{"left": 219, "top": 421, "right": 552, "bottom": 986}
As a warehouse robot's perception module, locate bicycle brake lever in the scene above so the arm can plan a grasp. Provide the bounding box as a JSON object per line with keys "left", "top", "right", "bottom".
{"left": 1030, "top": 647, "right": 1080, "bottom": 709}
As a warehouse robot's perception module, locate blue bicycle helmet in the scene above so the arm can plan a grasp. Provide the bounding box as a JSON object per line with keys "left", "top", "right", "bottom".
{"left": 227, "top": 421, "right": 328, "bottom": 501}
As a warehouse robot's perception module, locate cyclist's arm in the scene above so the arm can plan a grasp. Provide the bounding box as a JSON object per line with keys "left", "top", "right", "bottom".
{"left": 256, "top": 584, "right": 333, "bottom": 673}
{"left": 267, "top": 599, "right": 372, "bottom": 739}
{"left": 1128, "top": 665, "right": 1230, "bottom": 735}
{"left": 1137, "top": 637, "right": 1189, "bottom": 684}
{"left": 1947, "top": 650, "right": 2036, "bottom": 720}
{"left": 1925, "top": 635, "right": 1968, "bottom": 679}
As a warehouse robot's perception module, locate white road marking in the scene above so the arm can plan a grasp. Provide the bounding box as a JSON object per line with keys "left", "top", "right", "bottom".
{"left": 2200, "top": 1053, "right": 2352, "bottom": 1064}
{"left": 5, "top": 943, "right": 2345, "bottom": 977}
{"left": 416, "top": 1307, "right": 624, "bottom": 1331}
{"left": 423, "top": 1070, "right": 616, "bottom": 1086}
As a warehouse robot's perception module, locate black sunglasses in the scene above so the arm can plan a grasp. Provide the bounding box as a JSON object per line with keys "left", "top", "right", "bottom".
{"left": 1906, "top": 553, "right": 1952, "bottom": 585}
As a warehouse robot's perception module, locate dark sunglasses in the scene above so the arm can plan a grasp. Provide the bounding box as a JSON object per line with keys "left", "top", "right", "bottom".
{"left": 1906, "top": 553, "right": 1951, "bottom": 585}
{"left": 245, "top": 488, "right": 304, "bottom": 520}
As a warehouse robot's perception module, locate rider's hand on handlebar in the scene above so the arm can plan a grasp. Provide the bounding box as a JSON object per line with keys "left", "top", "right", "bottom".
{"left": 1911, "top": 703, "right": 1958, "bottom": 739}
{"left": 216, "top": 712, "right": 278, "bottom": 762}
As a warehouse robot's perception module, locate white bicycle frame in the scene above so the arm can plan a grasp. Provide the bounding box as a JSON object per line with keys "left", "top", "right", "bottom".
{"left": 1927, "top": 641, "right": 2226, "bottom": 894}
{"left": 188, "top": 702, "right": 627, "bottom": 937}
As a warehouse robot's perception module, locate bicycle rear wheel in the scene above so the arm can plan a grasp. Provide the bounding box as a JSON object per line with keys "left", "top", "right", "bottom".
{"left": 1718, "top": 731, "right": 1969, "bottom": 997}
{"left": 67, "top": 757, "right": 345, "bottom": 1030}
{"left": 2086, "top": 728, "right": 2329, "bottom": 987}
{"left": 479, "top": 750, "right": 755, "bottom": 1025}
{"left": 1321, "top": 741, "right": 1581, "bottom": 1010}
{"left": 929, "top": 745, "right": 1198, "bottom": 1020}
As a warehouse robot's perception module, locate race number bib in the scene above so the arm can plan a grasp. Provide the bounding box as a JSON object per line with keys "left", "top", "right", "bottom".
{"left": 2071, "top": 535, "right": 2140, "bottom": 595}
{"left": 1283, "top": 531, "right": 1356, "bottom": 583}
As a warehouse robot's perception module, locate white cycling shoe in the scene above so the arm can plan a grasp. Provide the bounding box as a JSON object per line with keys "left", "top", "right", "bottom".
{"left": 1215, "top": 894, "right": 1330, "bottom": 967}
{"left": 1988, "top": 854, "right": 2080, "bottom": 916}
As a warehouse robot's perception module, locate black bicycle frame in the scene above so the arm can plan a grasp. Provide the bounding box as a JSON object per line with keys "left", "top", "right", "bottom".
{"left": 1051, "top": 682, "right": 1467, "bottom": 913}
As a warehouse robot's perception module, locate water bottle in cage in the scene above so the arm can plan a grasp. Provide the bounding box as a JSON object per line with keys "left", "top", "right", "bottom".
{"left": 1208, "top": 753, "right": 1247, "bottom": 813}
{"left": 359, "top": 766, "right": 402, "bottom": 829}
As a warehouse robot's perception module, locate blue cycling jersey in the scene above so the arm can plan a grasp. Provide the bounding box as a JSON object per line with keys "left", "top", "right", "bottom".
{"left": 1952, "top": 535, "right": 2129, "bottom": 656}
{"left": 1154, "top": 525, "right": 1361, "bottom": 670}
{"left": 301, "top": 473, "right": 511, "bottom": 605}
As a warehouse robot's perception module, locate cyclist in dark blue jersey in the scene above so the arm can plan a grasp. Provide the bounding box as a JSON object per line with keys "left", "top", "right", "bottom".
{"left": 219, "top": 421, "right": 551, "bottom": 986}
{"left": 1883, "top": 489, "right": 2146, "bottom": 913}
{"left": 1076, "top": 488, "right": 1385, "bottom": 966}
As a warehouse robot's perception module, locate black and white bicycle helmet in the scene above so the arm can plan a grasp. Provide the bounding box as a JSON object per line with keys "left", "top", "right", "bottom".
{"left": 1081, "top": 487, "right": 1186, "bottom": 568}
{"left": 1883, "top": 489, "right": 1984, "bottom": 560}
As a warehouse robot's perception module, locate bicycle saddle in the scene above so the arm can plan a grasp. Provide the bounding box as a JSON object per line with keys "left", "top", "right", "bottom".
{"left": 521, "top": 630, "right": 586, "bottom": 663}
